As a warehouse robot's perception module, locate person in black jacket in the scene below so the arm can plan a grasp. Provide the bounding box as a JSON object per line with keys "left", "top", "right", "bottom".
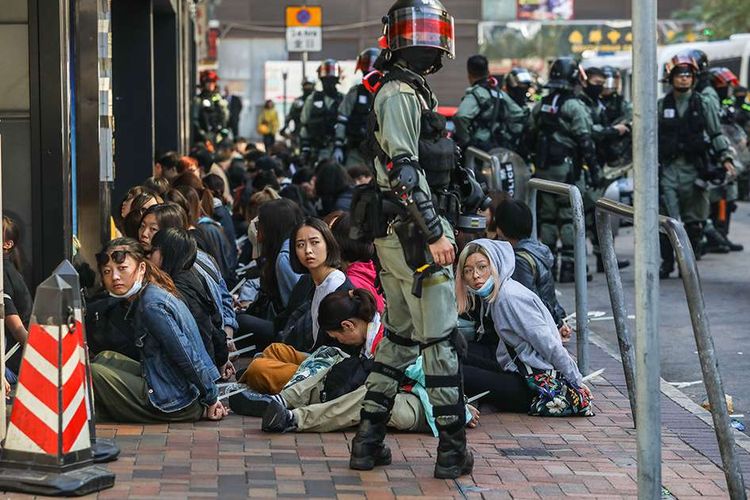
{"left": 149, "top": 227, "right": 234, "bottom": 380}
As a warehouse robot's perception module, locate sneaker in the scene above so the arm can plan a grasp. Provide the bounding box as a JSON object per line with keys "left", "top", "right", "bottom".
{"left": 262, "top": 400, "right": 297, "bottom": 433}
{"left": 228, "top": 389, "right": 285, "bottom": 417}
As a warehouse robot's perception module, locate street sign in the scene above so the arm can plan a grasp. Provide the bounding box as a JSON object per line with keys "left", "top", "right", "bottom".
{"left": 286, "top": 6, "right": 322, "bottom": 53}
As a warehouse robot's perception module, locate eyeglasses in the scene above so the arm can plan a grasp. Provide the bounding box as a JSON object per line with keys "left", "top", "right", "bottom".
{"left": 462, "top": 263, "right": 491, "bottom": 279}
{"left": 95, "top": 250, "right": 132, "bottom": 266}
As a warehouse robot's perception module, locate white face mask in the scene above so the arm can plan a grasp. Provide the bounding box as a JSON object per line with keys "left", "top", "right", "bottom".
{"left": 109, "top": 270, "right": 145, "bottom": 299}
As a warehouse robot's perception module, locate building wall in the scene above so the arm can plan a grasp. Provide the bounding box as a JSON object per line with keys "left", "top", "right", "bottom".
{"left": 215, "top": 0, "right": 698, "bottom": 129}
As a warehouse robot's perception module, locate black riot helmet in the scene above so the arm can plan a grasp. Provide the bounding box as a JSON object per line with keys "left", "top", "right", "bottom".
{"left": 506, "top": 67, "right": 534, "bottom": 89}
{"left": 680, "top": 49, "right": 709, "bottom": 75}
{"left": 317, "top": 59, "right": 342, "bottom": 80}
{"left": 545, "top": 57, "right": 585, "bottom": 91}
{"left": 378, "top": 0, "right": 455, "bottom": 74}
{"left": 356, "top": 48, "right": 380, "bottom": 74}
{"left": 601, "top": 65, "right": 621, "bottom": 93}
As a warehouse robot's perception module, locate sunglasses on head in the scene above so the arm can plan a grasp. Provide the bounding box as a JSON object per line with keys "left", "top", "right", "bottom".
{"left": 95, "top": 250, "right": 132, "bottom": 266}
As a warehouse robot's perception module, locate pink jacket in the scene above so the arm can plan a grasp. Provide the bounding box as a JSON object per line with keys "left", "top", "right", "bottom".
{"left": 345, "top": 261, "right": 385, "bottom": 313}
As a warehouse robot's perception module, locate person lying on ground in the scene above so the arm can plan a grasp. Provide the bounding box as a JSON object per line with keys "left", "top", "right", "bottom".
{"left": 456, "top": 240, "right": 593, "bottom": 417}
{"left": 90, "top": 238, "right": 227, "bottom": 423}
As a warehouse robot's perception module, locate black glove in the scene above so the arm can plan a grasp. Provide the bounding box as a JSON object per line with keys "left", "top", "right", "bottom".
{"left": 586, "top": 164, "right": 603, "bottom": 189}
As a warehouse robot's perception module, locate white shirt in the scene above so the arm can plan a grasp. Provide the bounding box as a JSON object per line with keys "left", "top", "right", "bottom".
{"left": 311, "top": 269, "right": 347, "bottom": 343}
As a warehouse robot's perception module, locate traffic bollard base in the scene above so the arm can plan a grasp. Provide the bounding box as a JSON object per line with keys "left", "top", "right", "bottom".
{"left": 0, "top": 464, "right": 115, "bottom": 496}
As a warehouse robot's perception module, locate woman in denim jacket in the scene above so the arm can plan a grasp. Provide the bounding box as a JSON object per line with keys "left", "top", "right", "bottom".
{"left": 90, "top": 238, "right": 227, "bottom": 423}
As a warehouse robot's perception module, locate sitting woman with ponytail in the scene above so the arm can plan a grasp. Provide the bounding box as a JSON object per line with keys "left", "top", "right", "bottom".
{"left": 90, "top": 238, "right": 227, "bottom": 423}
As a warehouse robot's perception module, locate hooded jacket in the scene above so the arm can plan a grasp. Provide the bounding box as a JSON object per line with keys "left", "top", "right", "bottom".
{"left": 513, "top": 238, "right": 566, "bottom": 326}
{"left": 471, "top": 239, "right": 583, "bottom": 387}
{"left": 345, "top": 260, "right": 385, "bottom": 313}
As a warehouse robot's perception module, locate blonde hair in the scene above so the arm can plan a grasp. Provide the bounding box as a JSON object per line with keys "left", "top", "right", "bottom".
{"left": 455, "top": 243, "right": 500, "bottom": 314}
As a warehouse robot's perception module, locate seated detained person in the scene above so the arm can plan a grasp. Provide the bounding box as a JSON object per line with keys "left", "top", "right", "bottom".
{"left": 90, "top": 238, "right": 227, "bottom": 423}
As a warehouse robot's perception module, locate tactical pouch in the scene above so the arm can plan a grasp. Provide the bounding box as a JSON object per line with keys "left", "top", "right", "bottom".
{"left": 394, "top": 220, "right": 429, "bottom": 270}
{"left": 349, "top": 182, "right": 386, "bottom": 242}
{"left": 419, "top": 110, "right": 455, "bottom": 191}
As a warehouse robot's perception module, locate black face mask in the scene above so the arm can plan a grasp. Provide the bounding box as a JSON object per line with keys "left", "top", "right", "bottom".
{"left": 717, "top": 87, "right": 730, "bottom": 100}
{"left": 399, "top": 47, "right": 443, "bottom": 75}
{"left": 321, "top": 78, "right": 338, "bottom": 97}
{"left": 584, "top": 84, "right": 603, "bottom": 100}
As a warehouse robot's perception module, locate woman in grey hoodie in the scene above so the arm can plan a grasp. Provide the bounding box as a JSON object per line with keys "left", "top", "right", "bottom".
{"left": 456, "top": 239, "right": 593, "bottom": 417}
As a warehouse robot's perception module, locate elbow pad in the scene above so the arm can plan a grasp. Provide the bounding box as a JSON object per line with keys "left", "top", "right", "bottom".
{"left": 387, "top": 154, "right": 443, "bottom": 243}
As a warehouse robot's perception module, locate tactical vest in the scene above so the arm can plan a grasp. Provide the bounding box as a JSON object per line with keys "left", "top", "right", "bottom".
{"left": 306, "top": 91, "right": 342, "bottom": 145}
{"left": 658, "top": 91, "right": 708, "bottom": 163}
{"left": 365, "top": 69, "right": 455, "bottom": 192}
{"left": 602, "top": 95, "right": 624, "bottom": 126}
{"left": 468, "top": 80, "right": 501, "bottom": 136}
{"left": 536, "top": 92, "right": 576, "bottom": 168}
{"left": 346, "top": 84, "right": 373, "bottom": 142}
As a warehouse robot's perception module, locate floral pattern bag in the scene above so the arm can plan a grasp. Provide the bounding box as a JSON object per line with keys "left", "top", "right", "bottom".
{"left": 522, "top": 365, "right": 594, "bottom": 417}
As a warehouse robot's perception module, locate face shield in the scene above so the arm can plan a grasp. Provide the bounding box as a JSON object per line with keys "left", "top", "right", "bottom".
{"left": 386, "top": 6, "right": 455, "bottom": 59}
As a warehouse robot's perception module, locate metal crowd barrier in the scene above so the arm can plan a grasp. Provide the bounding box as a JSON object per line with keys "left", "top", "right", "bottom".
{"left": 595, "top": 198, "right": 745, "bottom": 499}
{"left": 527, "top": 178, "right": 589, "bottom": 375}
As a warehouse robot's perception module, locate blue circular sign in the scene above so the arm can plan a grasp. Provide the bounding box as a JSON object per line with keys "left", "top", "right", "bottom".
{"left": 296, "top": 9, "right": 311, "bottom": 24}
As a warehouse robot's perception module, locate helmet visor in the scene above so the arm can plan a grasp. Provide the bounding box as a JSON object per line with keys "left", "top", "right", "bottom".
{"left": 603, "top": 76, "right": 618, "bottom": 91}
{"left": 387, "top": 7, "right": 455, "bottom": 59}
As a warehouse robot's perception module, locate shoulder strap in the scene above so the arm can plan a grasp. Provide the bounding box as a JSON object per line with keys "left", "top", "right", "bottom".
{"left": 515, "top": 250, "right": 538, "bottom": 281}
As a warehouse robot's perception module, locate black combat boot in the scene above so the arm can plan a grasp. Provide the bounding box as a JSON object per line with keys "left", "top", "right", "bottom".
{"left": 659, "top": 233, "right": 674, "bottom": 279}
{"left": 434, "top": 420, "right": 474, "bottom": 479}
{"left": 558, "top": 260, "right": 575, "bottom": 283}
{"left": 703, "top": 224, "right": 730, "bottom": 254}
{"left": 349, "top": 411, "right": 392, "bottom": 471}
{"left": 596, "top": 254, "right": 631, "bottom": 273}
{"left": 685, "top": 222, "right": 706, "bottom": 260}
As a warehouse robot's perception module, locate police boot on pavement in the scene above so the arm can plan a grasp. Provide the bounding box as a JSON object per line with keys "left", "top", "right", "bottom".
{"left": 657, "top": 54, "right": 736, "bottom": 279}
{"left": 529, "top": 57, "right": 603, "bottom": 283}
{"left": 348, "top": 0, "right": 473, "bottom": 480}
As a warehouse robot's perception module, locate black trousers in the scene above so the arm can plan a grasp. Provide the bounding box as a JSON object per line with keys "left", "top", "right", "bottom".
{"left": 463, "top": 342, "right": 532, "bottom": 413}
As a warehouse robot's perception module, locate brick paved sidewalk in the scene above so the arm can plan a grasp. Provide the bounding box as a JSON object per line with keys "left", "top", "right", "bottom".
{"left": 5, "top": 335, "right": 749, "bottom": 499}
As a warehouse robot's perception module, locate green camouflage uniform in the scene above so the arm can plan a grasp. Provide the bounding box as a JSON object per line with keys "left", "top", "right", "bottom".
{"left": 363, "top": 66, "right": 461, "bottom": 427}
{"left": 453, "top": 81, "right": 526, "bottom": 152}
{"left": 334, "top": 84, "right": 372, "bottom": 167}
{"left": 300, "top": 91, "right": 343, "bottom": 163}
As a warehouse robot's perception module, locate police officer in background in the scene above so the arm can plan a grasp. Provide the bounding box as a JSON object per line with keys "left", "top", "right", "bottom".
{"left": 333, "top": 48, "right": 379, "bottom": 167}
{"left": 281, "top": 79, "right": 315, "bottom": 148}
{"left": 683, "top": 48, "right": 721, "bottom": 109}
{"left": 192, "top": 70, "right": 229, "bottom": 145}
{"left": 299, "top": 60, "right": 344, "bottom": 165}
{"left": 350, "top": 0, "right": 473, "bottom": 480}
{"left": 529, "top": 57, "right": 602, "bottom": 283}
{"left": 599, "top": 66, "right": 633, "bottom": 167}
{"left": 504, "top": 67, "right": 536, "bottom": 109}
{"left": 658, "top": 54, "right": 736, "bottom": 279}
{"left": 454, "top": 55, "right": 526, "bottom": 153}
{"left": 705, "top": 67, "right": 745, "bottom": 252}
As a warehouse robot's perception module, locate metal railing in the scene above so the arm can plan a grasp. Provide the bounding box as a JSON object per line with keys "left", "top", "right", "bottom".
{"left": 595, "top": 198, "right": 746, "bottom": 500}
{"left": 528, "top": 178, "right": 589, "bottom": 375}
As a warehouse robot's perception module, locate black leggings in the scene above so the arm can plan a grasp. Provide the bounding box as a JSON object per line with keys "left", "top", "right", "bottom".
{"left": 463, "top": 342, "right": 532, "bottom": 413}
{"left": 235, "top": 314, "right": 277, "bottom": 352}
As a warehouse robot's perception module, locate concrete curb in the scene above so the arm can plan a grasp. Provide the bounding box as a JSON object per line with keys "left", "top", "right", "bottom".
{"left": 586, "top": 328, "right": 750, "bottom": 456}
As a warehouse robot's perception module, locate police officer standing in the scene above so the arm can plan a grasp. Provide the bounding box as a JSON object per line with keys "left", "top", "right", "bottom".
{"left": 281, "top": 79, "right": 315, "bottom": 149}
{"left": 299, "top": 60, "right": 344, "bottom": 166}
{"left": 579, "top": 66, "right": 631, "bottom": 272}
{"left": 350, "top": 0, "right": 472, "bottom": 480}
{"left": 192, "top": 70, "right": 229, "bottom": 145}
{"left": 504, "top": 67, "right": 536, "bottom": 109}
{"left": 658, "top": 54, "right": 736, "bottom": 278}
{"left": 529, "top": 58, "right": 602, "bottom": 283}
{"left": 454, "top": 55, "right": 526, "bottom": 153}
{"left": 333, "top": 48, "right": 379, "bottom": 167}
{"left": 598, "top": 66, "right": 633, "bottom": 167}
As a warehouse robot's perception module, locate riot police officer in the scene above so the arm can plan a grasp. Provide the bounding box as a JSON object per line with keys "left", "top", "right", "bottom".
{"left": 682, "top": 48, "right": 721, "bottom": 109}
{"left": 598, "top": 66, "right": 633, "bottom": 166}
{"left": 191, "top": 70, "right": 229, "bottom": 145}
{"left": 299, "top": 60, "right": 344, "bottom": 165}
{"left": 350, "top": 0, "right": 473, "bottom": 480}
{"left": 658, "top": 54, "right": 736, "bottom": 278}
{"left": 280, "top": 79, "right": 315, "bottom": 148}
{"left": 333, "top": 48, "right": 379, "bottom": 167}
{"left": 529, "top": 58, "right": 602, "bottom": 283}
{"left": 705, "top": 67, "right": 745, "bottom": 252}
{"left": 453, "top": 55, "right": 526, "bottom": 153}
{"left": 504, "top": 67, "right": 536, "bottom": 108}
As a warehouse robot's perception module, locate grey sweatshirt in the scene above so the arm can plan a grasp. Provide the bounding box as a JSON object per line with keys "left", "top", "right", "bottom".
{"left": 472, "top": 239, "right": 583, "bottom": 386}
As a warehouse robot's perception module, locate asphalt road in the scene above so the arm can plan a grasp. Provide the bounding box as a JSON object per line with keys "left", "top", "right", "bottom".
{"left": 555, "top": 200, "right": 750, "bottom": 429}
